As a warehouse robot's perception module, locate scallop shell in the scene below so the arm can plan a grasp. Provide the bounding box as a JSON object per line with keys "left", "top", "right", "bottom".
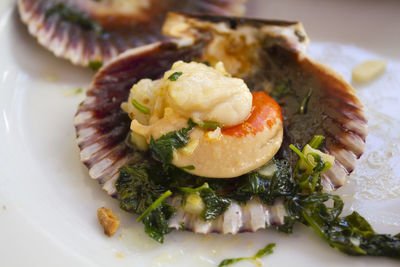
{"left": 168, "top": 197, "right": 287, "bottom": 233}
{"left": 17, "top": 0, "right": 246, "bottom": 67}
{"left": 74, "top": 13, "right": 367, "bottom": 233}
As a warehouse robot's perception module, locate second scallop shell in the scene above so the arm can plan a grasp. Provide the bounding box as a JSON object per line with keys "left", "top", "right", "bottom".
{"left": 18, "top": 0, "right": 247, "bottom": 67}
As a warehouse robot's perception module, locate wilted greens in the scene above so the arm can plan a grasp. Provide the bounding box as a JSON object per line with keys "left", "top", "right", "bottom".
{"left": 115, "top": 125, "right": 400, "bottom": 260}
{"left": 149, "top": 119, "right": 195, "bottom": 166}
{"left": 218, "top": 243, "right": 275, "bottom": 267}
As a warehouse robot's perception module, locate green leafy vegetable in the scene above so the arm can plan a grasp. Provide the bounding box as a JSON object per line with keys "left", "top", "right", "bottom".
{"left": 299, "top": 89, "right": 313, "bottom": 114}
{"left": 115, "top": 162, "right": 174, "bottom": 243}
{"left": 280, "top": 135, "right": 400, "bottom": 258}
{"left": 179, "top": 222, "right": 185, "bottom": 231}
{"left": 289, "top": 136, "right": 331, "bottom": 194}
{"left": 198, "top": 121, "right": 222, "bottom": 130}
{"left": 254, "top": 243, "right": 276, "bottom": 258}
{"left": 168, "top": 72, "right": 183, "bottom": 81}
{"left": 149, "top": 119, "right": 195, "bottom": 165}
{"left": 137, "top": 190, "right": 172, "bottom": 222}
{"left": 285, "top": 194, "right": 400, "bottom": 258}
{"left": 271, "top": 79, "right": 292, "bottom": 99}
{"left": 142, "top": 202, "right": 175, "bottom": 243}
{"left": 200, "top": 187, "right": 231, "bottom": 221}
{"left": 116, "top": 132, "right": 400, "bottom": 259}
{"left": 45, "top": 3, "right": 102, "bottom": 35}
{"left": 131, "top": 99, "right": 150, "bottom": 114}
{"left": 218, "top": 243, "right": 275, "bottom": 267}
{"left": 228, "top": 159, "right": 296, "bottom": 205}
{"left": 180, "top": 165, "right": 195, "bottom": 171}
{"left": 179, "top": 183, "right": 209, "bottom": 194}
{"left": 88, "top": 61, "right": 103, "bottom": 71}
{"left": 117, "top": 163, "right": 159, "bottom": 213}
{"left": 308, "top": 135, "right": 324, "bottom": 149}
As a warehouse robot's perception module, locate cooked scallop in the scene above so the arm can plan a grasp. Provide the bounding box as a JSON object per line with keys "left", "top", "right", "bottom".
{"left": 122, "top": 61, "right": 282, "bottom": 178}
{"left": 172, "top": 91, "right": 283, "bottom": 178}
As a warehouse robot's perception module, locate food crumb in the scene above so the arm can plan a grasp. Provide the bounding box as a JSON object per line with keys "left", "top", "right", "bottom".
{"left": 115, "top": 253, "right": 125, "bottom": 259}
{"left": 209, "top": 249, "right": 217, "bottom": 256}
{"left": 44, "top": 73, "right": 59, "bottom": 82}
{"left": 97, "top": 207, "right": 120, "bottom": 237}
{"left": 255, "top": 258, "right": 263, "bottom": 267}
{"left": 2, "top": 205, "right": 6, "bottom": 210}
{"left": 63, "top": 88, "right": 84, "bottom": 96}
{"left": 352, "top": 59, "right": 387, "bottom": 83}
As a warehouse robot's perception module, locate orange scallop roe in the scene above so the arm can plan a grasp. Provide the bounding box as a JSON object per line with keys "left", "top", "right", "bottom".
{"left": 222, "top": 91, "right": 282, "bottom": 137}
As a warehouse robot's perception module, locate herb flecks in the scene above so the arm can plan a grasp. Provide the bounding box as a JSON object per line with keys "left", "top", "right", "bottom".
{"left": 308, "top": 135, "right": 324, "bottom": 149}
{"left": 150, "top": 119, "right": 195, "bottom": 165}
{"left": 299, "top": 89, "right": 313, "bottom": 114}
{"left": 45, "top": 3, "right": 102, "bottom": 35}
{"left": 200, "top": 187, "right": 231, "bottom": 221}
{"left": 137, "top": 190, "right": 172, "bottom": 222}
{"left": 88, "top": 61, "right": 103, "bottom": 71}
{"left": 289, "top": 135, "right": 332, "bottom": 194}
{"left": 168, "top": 72, "right": 183, "bottom": 81}
{"left": 180, "top": 165, "right": 195, "bottom": 171}
{"left": 179, "top": 183, "right": 209, "bottom": 194}
{"left": 199, "top": 121, "right": 222, "bottom": 130}
{"left": 131, "top": 99, "right": 150, "bottom": 114}
{"left": 295, "top": 30, "right": 306, "bottom": 42}
{"left": 218, "top": 243, "right": 275, "bottom": 267}
{"left": 271, "top": 79, "right": 292, "bottom": 99}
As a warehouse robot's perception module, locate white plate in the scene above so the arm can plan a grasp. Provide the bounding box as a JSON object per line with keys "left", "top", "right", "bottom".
{"left": 1, "top": 0, "right": 399, "bottom": 266}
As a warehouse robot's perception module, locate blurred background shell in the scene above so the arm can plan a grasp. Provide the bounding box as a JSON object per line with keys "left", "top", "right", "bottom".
{"left": 18, "top": 0, "right": 246, "bottom": 67}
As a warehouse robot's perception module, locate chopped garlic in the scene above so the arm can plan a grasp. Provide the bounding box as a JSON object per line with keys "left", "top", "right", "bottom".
{"left": 352, "top": 60, "right": 387, "bottom": 83}
{"left": 130, "top": 132, "right": 148, "bottom": 151}
{"left": 205, "top": 127, "right": 223, "bottom": 142}
{"left": 183, "top": 193, "right": 205, "bottom": 215}
{"left": 63, "top": 88, "right": 83, "bottom": 96}
{"left": 298, "top": 145, "right": 335, "bottom": 173}
{"left": 178, "top": 138, "right": 199, "bottom": 156}
{"left": 257, "top": 161, "right": 278, "bottom": 177}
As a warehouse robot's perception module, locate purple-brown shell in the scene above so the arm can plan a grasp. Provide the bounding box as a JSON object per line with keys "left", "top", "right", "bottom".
{"left": 17, "top": 0, "right": 246, "bottom": 67}
{"left": 74, "top": 13, "right": 367, "bottom": 233}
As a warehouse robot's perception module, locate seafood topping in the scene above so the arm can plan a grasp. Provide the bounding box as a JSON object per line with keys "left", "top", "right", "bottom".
{"left": 122, "top": 60, "right": 283, "bottom": 178}
{"left": 74, "top": 13, "right": 371, "bottom": 248}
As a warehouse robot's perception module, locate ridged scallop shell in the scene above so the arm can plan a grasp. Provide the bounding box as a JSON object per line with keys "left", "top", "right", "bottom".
{"left": 74, "top": 13, "right": 367, "bottom": 233}
{"left": 168, "top": 197, "right": 287, "bottom": 233}
{"left": 18, "top": 0, "right": 246, "bottom": 67}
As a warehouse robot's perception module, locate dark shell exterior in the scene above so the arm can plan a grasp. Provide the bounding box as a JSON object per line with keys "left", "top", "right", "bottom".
{"left": 74, "top": 13, "right": 367, "bottom": 233}
{"left": 18, "top": 0, "right": 246, "bottom": 67}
